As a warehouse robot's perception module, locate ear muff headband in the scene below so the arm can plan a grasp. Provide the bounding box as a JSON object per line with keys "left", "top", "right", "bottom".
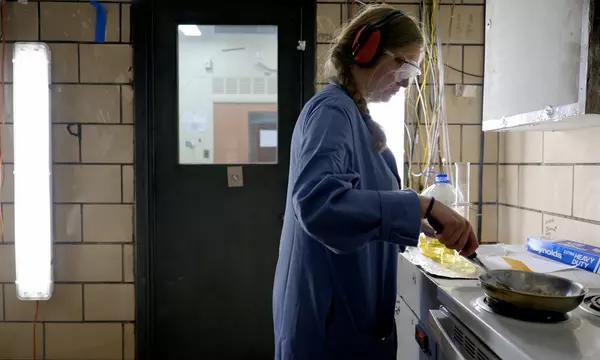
{"left": 351, "top": 11, "right": 405, "bottom": 67}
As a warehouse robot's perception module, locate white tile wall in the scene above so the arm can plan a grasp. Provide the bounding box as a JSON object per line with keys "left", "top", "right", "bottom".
{"left": 462, "top": 125, "right": 498, "bottom": 163}
{"left": 444, "top": 85, "right": 483, "bottom": 124}
{"left": 470, "top": 164, "right": 497, "bottom": 203}
{"left": 498, "top": 165, "right": 518, "bottom": 206}
{"left": 518, "top": 165, "right": 572, "bottom": 216}
{"left": 442, "top": 125, "right": 462, "bottom": 163}
{"left": 390, "top": 4, "right": 420, "bottom": 20}
{"left": 544, "top": 127, "right": 600, "bottom": 164}
{"left": 317, "top": 4, "right": 341, "bottom": 43}
{"left": 499, "top": 131, "right": 543, "bottom": 164}
{"left": 498, "top": 205, "right": 543, "bottom": 244}
{"left": 472, "top": 204, "right": 498, "bottom": 243}
{"left": 463, "top": 45, "right": 484, "bottom": 84}
{"left": 438, "top": 5, "right": 484, "bottom": 44}
{"left": 441, "top": 45, "right": 463, "bottom": 84}
{"left": 542, "top": 214, "right": 600, "bottom": 245}
{"left": 573, "top": 166, "right": 600, "bottom": 222}
{"left": 498, "top": 127, "right": 600, "bottom": 247}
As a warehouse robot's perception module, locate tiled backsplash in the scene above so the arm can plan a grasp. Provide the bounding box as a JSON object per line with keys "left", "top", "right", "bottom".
{"left": 0, "top": 1, "right": 134, "bottom": 359}
{"left": 316, "top": 1, "right": 495, "bottom": 242}
{"left": 498, "top": 127, "right": 600, "bottom": 246}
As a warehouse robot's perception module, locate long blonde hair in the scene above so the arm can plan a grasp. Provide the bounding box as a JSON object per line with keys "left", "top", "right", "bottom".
{"left": 324, "top": 5, "right": 423, "bottom": 151}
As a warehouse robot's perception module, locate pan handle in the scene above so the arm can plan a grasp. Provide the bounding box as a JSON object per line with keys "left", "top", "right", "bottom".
{"left": 465, "top": 252, "right": 488, "bottom": 272}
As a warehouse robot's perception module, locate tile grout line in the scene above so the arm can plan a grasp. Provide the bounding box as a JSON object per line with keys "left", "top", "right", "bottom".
{"left": 78, "top": 124, "right": 83, "bottom": 162}
{"left": 496, "top": 132, "right": 502, "bottom": 242}
{"left": 120, "top": 85, "right": 123, "bottom": 124}
{"left": 498, "top": 202, "right": 600, "bottom": 226}
{"left": 82, "top": 283, "right": 85, "bottom": 321}
{"left": 55, "top": 82, "right": 131, "bottom": 86}
{"left": 119, "top": 3, "right": 123, "bottom": 43}
{"left": 516, "top": 164, "right": 520, "bottom": 211}
{"left": 42, "top": 321, "right": 46, "bottom": 360}
{"left": 44, "top": 161, "right": 135, "bottom": 166}
{"left": 496, "top": 135, "right": 500, "bottom": 242}
{"left": 459, "top": 124, "right": 463, "bottom": 162}
{"left": 80, "top": 204, "right": 84, "bottom": 243}
{"left": 77, "top": 43, "right": 81, "bottom": 83}
{"left": 122, "top": 244, "right": 125, "bottom": 282}
{"left": 121, "top": 165, "right": 124, "bottom": 203}
{"left": 541, "top": 131, "right": 545, "bottom": 165}
{"left": 122, "top": 322, "right": 125, "bottom": 360}
{"left": 571, "top": 165, "right": 575, "bottom": 217}
{"left": 540, "top": 209, "right": 545, "bottom": 235}
{"left": 461, "top": 44, "right": 465, "bottom": 84}
{"left": 41, "top": 122, "right": 134, "bottom": 126}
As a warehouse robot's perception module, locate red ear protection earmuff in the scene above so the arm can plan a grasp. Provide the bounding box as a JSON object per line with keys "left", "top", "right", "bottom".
{"left": 351, "top": 11, "right": 405, "bottom": 67}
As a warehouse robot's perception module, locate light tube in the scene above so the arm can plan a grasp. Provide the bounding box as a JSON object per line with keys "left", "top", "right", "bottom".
{"left": 179, "top": 25, "right": 202, "bottom": 37}
{"left": 13, "top": 42, "right": 53, "bottom": 300}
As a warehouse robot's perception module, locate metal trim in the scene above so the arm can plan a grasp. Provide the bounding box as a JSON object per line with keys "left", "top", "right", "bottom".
{"left": 482, "top": 102, "right": 582, "bottom": 131}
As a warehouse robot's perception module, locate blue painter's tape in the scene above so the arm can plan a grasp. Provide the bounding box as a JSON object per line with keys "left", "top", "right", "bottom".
{"left": 90, "top": 0, "right": 107, "bottom": 43}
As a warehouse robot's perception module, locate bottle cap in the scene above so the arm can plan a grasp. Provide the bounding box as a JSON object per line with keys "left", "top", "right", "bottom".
{"left": 435, "top": 173, "right": 450, "bottom": 184}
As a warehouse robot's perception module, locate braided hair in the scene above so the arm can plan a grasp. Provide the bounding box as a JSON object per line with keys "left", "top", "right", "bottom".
{"left": 323, "top": 5, "right": 423, "bottom": 152}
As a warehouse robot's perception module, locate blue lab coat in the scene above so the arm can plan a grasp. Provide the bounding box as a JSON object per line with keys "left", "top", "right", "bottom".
{"left": 273, "top": 83, "right": 422, "bottom": 359}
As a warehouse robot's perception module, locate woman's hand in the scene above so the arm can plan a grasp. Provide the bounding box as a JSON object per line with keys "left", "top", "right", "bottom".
{"left": 419, "top": 196, "right": 479, "bottom": 256}
{"left": 420, "top": 220, "right": 436, "bottom": 238}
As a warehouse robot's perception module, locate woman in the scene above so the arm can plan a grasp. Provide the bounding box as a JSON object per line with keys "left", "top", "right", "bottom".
{"left": 273, "top": 5, "right": 478, "bottom": 359}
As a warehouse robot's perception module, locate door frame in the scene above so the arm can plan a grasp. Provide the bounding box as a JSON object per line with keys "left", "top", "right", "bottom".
{"left": 132, "top": 1, "right": 316, "bottom": 358}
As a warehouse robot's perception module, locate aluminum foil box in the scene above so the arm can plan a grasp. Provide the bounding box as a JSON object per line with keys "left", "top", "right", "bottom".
{"left": 527, "top": 236, "right": 600, "bottom": 274}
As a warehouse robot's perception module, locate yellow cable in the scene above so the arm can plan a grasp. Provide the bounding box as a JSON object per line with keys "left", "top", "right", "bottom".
{"left": 407, "top": 0, "right": 455, "bottom": 190}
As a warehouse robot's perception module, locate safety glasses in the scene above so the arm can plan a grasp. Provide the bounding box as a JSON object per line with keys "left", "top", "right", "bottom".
{"left": 383, "top": 49, "right": 422, "bottom": 82}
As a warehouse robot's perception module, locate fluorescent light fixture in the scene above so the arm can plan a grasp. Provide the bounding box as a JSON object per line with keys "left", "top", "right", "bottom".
{"left": 13, "top": 42, "right": 53, "bottom": 300}
{"left": 179, "top": 25, "right": 202, "bottom": 37}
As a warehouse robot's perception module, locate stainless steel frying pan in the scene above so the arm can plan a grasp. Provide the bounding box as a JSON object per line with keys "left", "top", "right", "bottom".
{"left": 479, "top": 269, "right": 587, "bottom": 313}
{"left": 468, "top": 253, "right": 587, "bottom": 313}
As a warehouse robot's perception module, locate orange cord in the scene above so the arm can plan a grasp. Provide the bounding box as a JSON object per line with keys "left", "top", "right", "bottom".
{"left": 33, "top": 301, "right": 39, "bottom": 360}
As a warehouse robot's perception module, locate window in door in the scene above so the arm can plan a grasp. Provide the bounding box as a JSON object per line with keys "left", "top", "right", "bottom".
{"left": 177, "top": 25, "right": 278, "bottom": 164}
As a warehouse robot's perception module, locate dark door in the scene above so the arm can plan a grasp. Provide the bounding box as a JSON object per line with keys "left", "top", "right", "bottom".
{"left": 134, "top": 1, "right": 315, "bottom": 359}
